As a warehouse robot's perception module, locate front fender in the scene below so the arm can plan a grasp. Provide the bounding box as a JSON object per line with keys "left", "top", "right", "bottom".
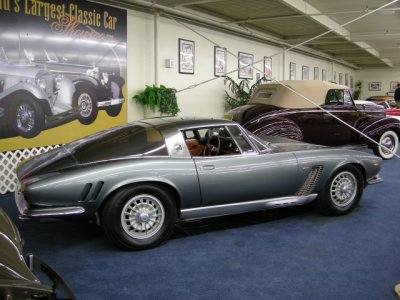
{"left": 0, "top": 82, "right": 48, "bottom": 101}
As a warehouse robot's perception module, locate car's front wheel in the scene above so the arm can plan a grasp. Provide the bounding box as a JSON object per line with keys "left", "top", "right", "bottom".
{"left": 101, "top": 185, "right": 177, "bottom": 250}
{"left": 373, "top": 130, "right": 398, "bottom": 159}
{"left": 12, "top": 98, "right": 44, "bottom": 138}
{"left": 317, "top": 165, "right": 364, "bottom": 216}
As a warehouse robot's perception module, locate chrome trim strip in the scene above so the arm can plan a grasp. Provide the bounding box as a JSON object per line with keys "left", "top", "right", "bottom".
{"left": 180, "top": 194, "right": 318, "bottom": 220}
{"left": 15, "top": 191, "right": 85, "bottom": 219}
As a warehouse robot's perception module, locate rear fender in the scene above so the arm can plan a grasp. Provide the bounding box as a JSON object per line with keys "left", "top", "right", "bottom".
{"left": 245, "top": 117, "right": 303, "bottom": 141}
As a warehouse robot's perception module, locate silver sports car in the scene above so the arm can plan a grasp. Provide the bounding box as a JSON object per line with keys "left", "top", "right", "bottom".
{"left": 15, "top": 118, "right": 382, "bottom": 250}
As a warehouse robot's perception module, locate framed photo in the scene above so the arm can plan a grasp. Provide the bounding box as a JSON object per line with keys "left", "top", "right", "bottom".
{"left": 339, "top": 73, "right": 343, "bottom": 84}
{"left": 238, "top": 52, "right": 253, "bottom": 79}
{"left": 179, "top": 39, "right": 195, "bottom": 74}
{"left": 322, "top": 69, "right": 326, "bottom": 81}
{"left": 264, "top": 56, "right": 272, "bottom": 79}
{"left": 390, "top": 81, "right": 398, "bottom": 92}
{"left": 214, "top": 46, "right": 227, "bottom": 77}
{"left": 302, "top": 66, "right": 309, "bottom": 80}
{"left": 289, "top": 62, "right": 296, "bottom": 80}
{"left": 345, "top": 73, "right": 349, "bottom": 86}
{"left": 314, "top": 67, "right": 319, "bottom": 80}
{"left": 369, "top": 82, "right": 381, "bottom": 91}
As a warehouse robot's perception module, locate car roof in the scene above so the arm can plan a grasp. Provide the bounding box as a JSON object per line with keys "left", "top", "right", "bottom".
{"left": 137, "top": 117, "right": 234, "bottom": 131}
{"left": 250, "top": 80, "right": 350, "bottom": 109}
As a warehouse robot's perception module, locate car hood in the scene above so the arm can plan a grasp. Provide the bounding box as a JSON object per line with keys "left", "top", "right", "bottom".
{"left": 263, "top": 135, "right": 328, "bottom": 153}
{"left": 0, "top": 209, "right": 38, "bottom": 283}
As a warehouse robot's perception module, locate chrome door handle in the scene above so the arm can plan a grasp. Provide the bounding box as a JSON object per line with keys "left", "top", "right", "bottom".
{"left": 202, "top": 165, "right": 215, "bottom": 170}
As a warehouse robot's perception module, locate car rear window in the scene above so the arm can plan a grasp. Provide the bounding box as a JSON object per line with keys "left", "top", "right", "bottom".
{"left": 66, "top": 124, "right": 168, "bottom": 164}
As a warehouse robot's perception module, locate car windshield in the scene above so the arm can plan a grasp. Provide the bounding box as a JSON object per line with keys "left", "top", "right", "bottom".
{"left": 65, "top": 123, "right": 168, "bottom": 164}
{"left": 243, "top": 129, "right": 271, "bottom": 152}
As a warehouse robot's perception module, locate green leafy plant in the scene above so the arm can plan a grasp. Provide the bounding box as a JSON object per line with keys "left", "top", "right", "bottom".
{"left": 133, "top": 85, "right": 180, "bottom": 116}
{"left": 224, "top": 76, "right": 269, "bottom": 109}
{"left": 352, "top": 80, "right": 362, "bottom": 100}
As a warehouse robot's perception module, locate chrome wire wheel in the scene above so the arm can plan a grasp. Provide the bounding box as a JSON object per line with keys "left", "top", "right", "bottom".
{"left": 78, "top": 93, "right": 93, "bottom": 118}
{"left": 330, "top": 171, "right": 357, "bottom": 207}
{"left": 121, "top": 194, "right": 165, "bottom": 240}
{"left": 16, "top": 103, "right": 35, "bottom": 133}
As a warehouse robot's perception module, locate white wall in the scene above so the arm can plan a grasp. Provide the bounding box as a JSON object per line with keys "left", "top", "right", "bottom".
{"left": 126, "top": 10, "right": 357, "bottom": 121}
{"left": 356, "top": 68, "right": 400, "bottom": 99}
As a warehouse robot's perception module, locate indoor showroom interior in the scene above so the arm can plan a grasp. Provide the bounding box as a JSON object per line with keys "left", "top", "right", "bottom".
{"left": 1, "top": 0, "right": 400, "bottom": 299}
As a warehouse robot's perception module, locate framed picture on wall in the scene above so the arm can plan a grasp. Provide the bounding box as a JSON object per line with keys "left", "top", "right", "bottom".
{"left": 302, "top": 66, "right": 309, "bottom": 80}
{"left": 369, "top": 82, "right": 381, "bottom": 91}
{"left": 314, "top": 67, "right": 319, "bottom": 80}
{"left": 179, "top": 38, "right": 195, "bottom": 74}
{"left": 214, "top": 46, "right": 227, "bottom": 77}
{"left": 289, "top": 62, "right": 296, "bottom": 80}
{"left": 238, "top": 52, "right": 253, "bottom": 79}
{"left": 264, "top": 56, "right": 272, "bottom": 79}
{"left": 390, "top": 81, "right": 398, "bottom": 92}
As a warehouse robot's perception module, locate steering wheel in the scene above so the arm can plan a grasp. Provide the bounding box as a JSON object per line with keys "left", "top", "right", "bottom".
{"left": 203, "top": 135, "right": 221, "bottom": 156}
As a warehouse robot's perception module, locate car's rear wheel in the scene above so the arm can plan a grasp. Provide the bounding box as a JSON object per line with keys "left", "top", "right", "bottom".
{"left": 73, "top": 85, "right": 98, "bottom": 125}
{"left": 317, "top": 165, "right": 364, "bottom": 216}
{"left": 12, "top": 98, "right": 44, "bottom": 138}
{"left": 373, "top": 130, "right": 398, "bottom": 159}
{"left": 101, "top": 185, "right": 177, "bottom": 250}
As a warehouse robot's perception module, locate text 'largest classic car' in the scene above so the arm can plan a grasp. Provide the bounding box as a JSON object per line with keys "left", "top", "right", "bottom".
{"left": 226, "top": 80, "right": 400, "bottom": 159}
{"left": 15, "top": 118, "right": 382, "bottom": 250}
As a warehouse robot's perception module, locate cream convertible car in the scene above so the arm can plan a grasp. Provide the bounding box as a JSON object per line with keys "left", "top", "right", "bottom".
{"left": 15, "top": 118, "right": 382, "bottom": 250}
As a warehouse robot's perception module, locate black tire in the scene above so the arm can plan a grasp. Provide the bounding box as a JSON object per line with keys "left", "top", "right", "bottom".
{"left": 101, "top": 185, "right": 177, "bottom": 250}
{"left": 73, "top": 85, "right": 98, "bottom": 125}
{"left": 372, "top": 130, "right": 399, "bottom": 160}
{"left": 12, "top": 98, "right": 44, "bottom": 138}
{"left": 106, "top": 103, "right": 122, "bottom": 117}
{"left": 317, "top": 165, "right": 364, "bottom": 216}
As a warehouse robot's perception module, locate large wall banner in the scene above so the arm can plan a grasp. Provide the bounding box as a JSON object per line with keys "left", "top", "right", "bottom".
{"left": 0, "top": 0, "right": 127, "bottom": 152}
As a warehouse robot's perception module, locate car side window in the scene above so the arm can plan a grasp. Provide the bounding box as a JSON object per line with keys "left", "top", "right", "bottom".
{"left": 326, "top": 89, "right": 344, "bottom": 105}
{"left": 343, "top": 90, "right": 353, "bottom": 105}
{"left": 183, "top": 126, "right": 249, "bottom": 157}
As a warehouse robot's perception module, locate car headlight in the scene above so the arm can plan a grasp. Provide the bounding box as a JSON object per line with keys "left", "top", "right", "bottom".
{"left": 87, "top": 67, "right": 99, "bottom": 79}
{"left": 101, "top": 72, "right": 109, "bottom": 84}
{"left": 35, "top": 77, "right": 46, "bottom": 90}
{"left": 54, "top": 75, "right": 62, "bottom": 90}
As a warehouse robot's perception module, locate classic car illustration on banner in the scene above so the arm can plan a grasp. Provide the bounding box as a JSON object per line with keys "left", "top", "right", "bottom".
{"left": 15, "top": 118, "right": 382, "bottom": 250}
{"left": 226, "top": 80, "right": 400, "bottom": 159}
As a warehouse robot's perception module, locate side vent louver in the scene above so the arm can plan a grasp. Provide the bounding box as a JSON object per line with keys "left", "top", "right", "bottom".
{"left": 79, "top": 181, "right": 104, "bottom": 202}
{"left": 296, "top": 166, "right": 323, "bottom": 196}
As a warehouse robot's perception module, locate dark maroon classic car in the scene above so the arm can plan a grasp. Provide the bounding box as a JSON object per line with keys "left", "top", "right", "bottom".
{"left": 226, "top": 80, "right": 400, "bottom": 159}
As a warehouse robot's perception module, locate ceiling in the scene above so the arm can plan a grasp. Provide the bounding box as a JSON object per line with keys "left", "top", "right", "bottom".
{"left": 99, "top": 0, "right": 400, "bottom": 69}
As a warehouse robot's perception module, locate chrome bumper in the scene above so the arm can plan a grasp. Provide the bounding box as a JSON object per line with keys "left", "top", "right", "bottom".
{"left": 97, "top": 97, "right": 124, "bottom": 108}
{"left": 15, "top": 189, "right": 85, "bottom": 219}
{"left": 367, "top": 174, "right": 383, "bottom": 185}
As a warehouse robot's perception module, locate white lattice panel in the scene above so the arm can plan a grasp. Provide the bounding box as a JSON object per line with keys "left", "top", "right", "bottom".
{"left": 0, "top": 145, "right": 60, "bottom": 194}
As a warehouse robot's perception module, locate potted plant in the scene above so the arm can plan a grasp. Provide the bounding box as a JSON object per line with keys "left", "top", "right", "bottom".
{"left": 352, "top": 81, "right": 362, "bottom": 100}
{"left": 224, "top": 76, "right": 269, "bottom": 109}
{"left": 133, "top": 85, "right": 180, "bottom": 116}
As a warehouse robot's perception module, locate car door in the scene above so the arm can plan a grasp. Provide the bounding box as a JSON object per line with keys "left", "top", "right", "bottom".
{"left": 191, "top": 125, "right": 300, "bottom": 206}
{"left": 319, "top": 89, "right": 360, "bottom": 145}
